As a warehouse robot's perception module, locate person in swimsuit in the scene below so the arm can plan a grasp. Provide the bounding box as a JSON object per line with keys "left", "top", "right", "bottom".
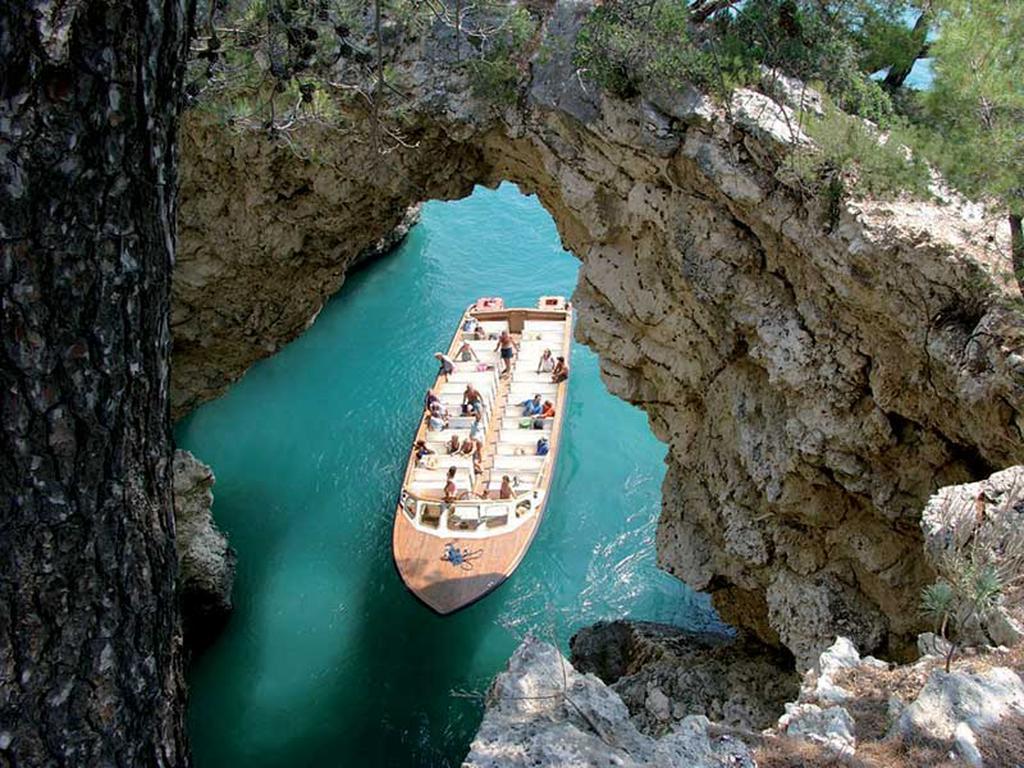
{"left": 472, "top": 439, "right": 483, "bottom": 475}
{"left": 474, "top": 324, "right": 488, "bottom": 340}
{"left": 456, "top": 341, "right": 478, "bottom": 363}
{"left": 551, "top": 356, "right": 569, "bottom": 383}
{"left": 469, "top": 411, "right": 484, "bottom": 442}
{"left": 435, "top": 351, "right": 456, "bottom": 380}
{"left": 459, "top": 437, "right": 475, "bottom": 456}
{"left": 446, "top": 433, "right": 461, "bottom": 454}
{"left": 495, "top": 331, "right": 518, "bottom": 376}
{"left": 443, "top": 466, "right": 458, "bottom": 503}
{"left": 462, "top": 384, "right": 483, "bottom": 415}
{"left": 536, "top": 349, "right": 554, "bottom": 374}
{"left": 499, "top": 475, "right": 513, "bottom": 500}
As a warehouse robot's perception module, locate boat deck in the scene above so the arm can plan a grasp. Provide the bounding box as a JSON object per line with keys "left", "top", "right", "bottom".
{"left": 392, "top": 300, "right": 572, "bottom": 613}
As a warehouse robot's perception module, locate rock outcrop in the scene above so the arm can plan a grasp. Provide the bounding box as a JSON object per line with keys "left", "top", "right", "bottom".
{"left": 569, "top": 620, "right": 799, "bottom": 733}
{"left": 174, "top": 0, "right": 1024, "bottom": 664}
{"left": 172, "top": 450, "right": 236, "bottom": 648}
{"left": 464, "top": 636, "right": 756, "bottom": 768}
{"left": 759, "top": 634, "right": 1024, "bottom": 766}
{"left": 920, "top": 465, "right": 1024, "bottom": 648}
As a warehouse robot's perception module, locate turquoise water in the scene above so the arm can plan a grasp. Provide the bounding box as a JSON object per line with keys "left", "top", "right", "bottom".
{"left": 177, "top": 183, "right": 720, "bottom": 767}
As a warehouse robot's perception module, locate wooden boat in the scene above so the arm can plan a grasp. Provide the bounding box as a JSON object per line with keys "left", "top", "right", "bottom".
{"left": 392, "top": 296, "right": 573, "bottom": 614}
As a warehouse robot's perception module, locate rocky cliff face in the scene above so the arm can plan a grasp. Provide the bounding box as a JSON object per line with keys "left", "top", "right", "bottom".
{"left": 172, "top": 450, "right": 236, "bottom": 649}
{"left": 173, "top": 0, "right": 1024, "bottom": 666}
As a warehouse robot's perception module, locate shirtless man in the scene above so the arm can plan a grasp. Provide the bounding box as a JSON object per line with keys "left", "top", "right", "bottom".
{"left": 456, "top": 341, "right": 478, "bottom": 363}
{"left": 495, "top": 330, "right": 518, "bottom": 376}
{"left": 462, "top": 383, "right": 483, "bottom": 415}
{"left": 499, "top": 475, "right": 514, "bottom": 500}
{"left": 551, "top": 356, "right": 569, "bottom": 383}
{"left": 446, "top": 433, "right": 461, "bottom": 454}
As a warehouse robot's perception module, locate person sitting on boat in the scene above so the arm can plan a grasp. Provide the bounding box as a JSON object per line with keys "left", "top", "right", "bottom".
{"left": 427, "top": 410, "right": 448, "bottom": 432}
{"left": 425, "top": 389, "right": 441, "bottom": 411}
{"left": 495, "top": 331, "right": 518, "bottom": 376}
{"left": 499, "top": 475, "right": 514, "bottom": 500}
{"left": 414, "top": 440, "right": 435, "bottom": 465}
{"left": 435, "top": 351, "right": 456, "bottom": 380}
{"left": 462, "top": 316, "right": 479, "bottom": 334}
{"left": 469, "top": 411, "right": 484, "bottom": 442}
{"left": 473, "top": 324, "right": 488, "bottom": 340}
{"left": 456, "top": 341, "right": 478, "bottom": 363}
{"left": 429, "top": 399, "right": 449, "bottom": 419}
{"left": 472, "top": 439, "right": 483, "bottom": 475}
{"left": 536, "top": 349, "right": 555, "bottom": 374}
{"left": 520, "top": 394, "right": 543, "bottom": 417}
{"left": 462, "top": 384, "right": 484, "bottom": 415}
{"left": 536, "top": 437, "right": 550, "bottom": 456}
{"left": 446, "top": 433, "right": 461, "bottom": 454}
{"left": 540, "top": 400, "right": 556, "bottom": 418}
{"left": 551, "top": 356, "right": 569, "bottom": 383}
{"left": 443, "top": 467, "right": 458, "bottom": 504}
{"left": 459, "top": 437, "right": 475, "bottom": 456}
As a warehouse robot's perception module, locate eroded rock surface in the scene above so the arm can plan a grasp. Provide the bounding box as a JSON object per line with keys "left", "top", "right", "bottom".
{"left": 464, "top": 636, "right": 755, "bottom": 768}
{"left": 569, "top": 620, "right": 798, "bottom": 733}
{"left": 174, "top": 0, "right": 1024, "bottom": 664}
{"left": 172, "top": 449, "right": 236, "bottom": 648}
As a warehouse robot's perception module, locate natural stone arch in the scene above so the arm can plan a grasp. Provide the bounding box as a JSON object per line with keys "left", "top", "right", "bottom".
{"left": 173, "top": 2, "right": 1024, "bottom": 669}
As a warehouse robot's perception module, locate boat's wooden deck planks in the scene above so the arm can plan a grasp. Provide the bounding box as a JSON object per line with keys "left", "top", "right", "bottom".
{"left": 392, "top": 508, "right": 541, "bottom": 614}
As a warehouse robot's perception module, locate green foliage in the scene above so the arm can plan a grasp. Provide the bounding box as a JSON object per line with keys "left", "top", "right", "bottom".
{"left": 573, "top": 0, "right": 720, "bottom": 99}
{"left": 791, "top": 105, "right": 932, "bottom": 203}
{"left": 467, "top": 7, "right": 537, "bottom": 106}
{"left": 915, "top": 0, "right": 1024, "bottom": 218}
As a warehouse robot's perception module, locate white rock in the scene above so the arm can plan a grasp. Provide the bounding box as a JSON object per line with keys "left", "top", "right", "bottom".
{"left": 465, "top": 638, "right": 756, "bottom": 768}
{"left": 953, "top": 722, "right": 982, "bottom": 767}
{"left": 778, "top": 702, "right": 856, "bottom": 756}
{"left": 897, "top": 666, "right": 1024, "bottom": 741}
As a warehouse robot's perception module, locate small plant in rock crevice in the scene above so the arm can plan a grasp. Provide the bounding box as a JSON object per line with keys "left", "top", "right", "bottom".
{"left": 919, "top": 477, "right": 1024, "bottom": 672}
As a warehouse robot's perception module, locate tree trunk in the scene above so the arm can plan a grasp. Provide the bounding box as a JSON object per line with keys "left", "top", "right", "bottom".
{"left": 1011, "top": 213, "right": 1024, "bottom": 297}
{"left": 0, "top": 1, "right": 193, "bottom": 765}
{"left": 882, "top": 9, "right": 930, "bottom": 92}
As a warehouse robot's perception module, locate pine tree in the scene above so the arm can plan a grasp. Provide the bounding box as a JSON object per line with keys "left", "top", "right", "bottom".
{"left": 0, "top": 0, "right": 193, "bottom": 763}
{"left": 924, "top": 0, "right": 1024, "bottom": 286}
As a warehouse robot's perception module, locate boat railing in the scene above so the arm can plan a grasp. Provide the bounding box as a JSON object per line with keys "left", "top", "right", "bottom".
{"left": 399, "top": 486, "right": 540, "bottom": 538}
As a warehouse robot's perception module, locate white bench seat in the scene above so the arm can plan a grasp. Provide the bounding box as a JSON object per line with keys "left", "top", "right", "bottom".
{"left": 509, "top": 383, "right": 558, "bottom": 397}
{"left": 485, "top": 474, "right": 539, "bottom": 491}
{"left": 496, "top": 442, "right": 548, "bottom": 456}
{"left": 510, "top": 370, "right": 559, "bottom": 383}
{"left": 500, "top": 417, "right": 551, "bottom": 432}
{"left": 523, "top": 321, "right": 566, "bottom": 331}
{"left": 496, "top": 429, "right": 551, "bottom": 443}
{"left": 494, "top": 455, "right": 545, "bottom": 470}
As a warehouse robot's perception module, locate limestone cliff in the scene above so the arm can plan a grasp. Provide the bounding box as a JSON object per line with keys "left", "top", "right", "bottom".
{"left": 172, "top": 450, "right": 236, "bottom": 649}
{"left": 173, "top": 0, "right": 1024, "bottom": 666}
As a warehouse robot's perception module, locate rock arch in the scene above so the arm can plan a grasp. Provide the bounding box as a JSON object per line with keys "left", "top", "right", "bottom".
{"left": 173, "top": 3, "right": 1024, "bottom": 668}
